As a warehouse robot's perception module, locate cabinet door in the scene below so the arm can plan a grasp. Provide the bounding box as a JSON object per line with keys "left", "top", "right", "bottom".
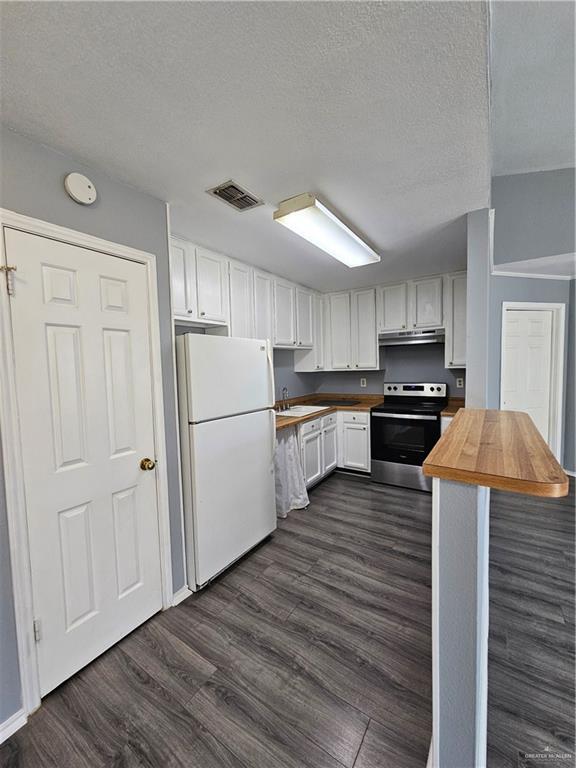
{"left": 301, "top": 429, "right": 323, "bottom": 487}
{"left": 314, "top": 295, "right": 325, "bottom": 370}
{"left": 322, "top": 424, "right": 337, "bottom": 475}
{"left": 296, "top": 288, "right": 314, "bottom": 347}
{"left": 445, "top": 274, "right": 467, "bottom": 367}
{"left": 379, "top": 283, "right": 407, "bottom": 332}
{"left": 341, "top": 423, "right": 370, "bottom": 471}
{"left": 329, "top": 293, "right": 352, "bottom": 369}
{"left": 351, "top": 288, "right": 378, "bottom": 369}
{"left": 411, "top": 277, "right": 443, "bottom": 328}
{"left": 253, "top": 269, "right": 274, "bottom": 343}
{"left": 229, "top": 260, "right": 254, "bottom": 338}
{"left": 170, "top": 237, "right": 196, "bottom": 319}
{"left": 273, "top": 279, "right": 296, "bottom": 347}
{"left": 196, "top": 247, "right": 229, "bottom": 323}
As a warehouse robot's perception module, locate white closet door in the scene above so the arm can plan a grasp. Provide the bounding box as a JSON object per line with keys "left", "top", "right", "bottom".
{"left": 501, "top": 310, "right": 553, "bottom": 441}
{"left": 5, "top": 228, "right": 162, "bottom": 696}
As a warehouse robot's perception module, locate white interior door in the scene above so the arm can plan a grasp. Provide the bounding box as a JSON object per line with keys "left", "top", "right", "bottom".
{"left": 501, "top": 309, "right": 553, "bottom": 442}
{"left": 5, "top": 228, "right": 162, "bottom": 696}
{"left": 188, "top": 410, "right": 276, "bottom": 585}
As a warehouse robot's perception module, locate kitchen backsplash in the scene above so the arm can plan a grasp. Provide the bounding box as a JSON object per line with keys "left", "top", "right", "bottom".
{"left": 274, "top": 344, "right": 465, "bottom": 400}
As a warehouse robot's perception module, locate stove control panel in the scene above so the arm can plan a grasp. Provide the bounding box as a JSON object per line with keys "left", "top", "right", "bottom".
{"left": 384, "top": 383, "right": 447, "bottom": 397}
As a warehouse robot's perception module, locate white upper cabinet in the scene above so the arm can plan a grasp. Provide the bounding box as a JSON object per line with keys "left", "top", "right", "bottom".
{"left": 273, "top": 278, "right": 296, "bottom": 347}
{"left": 253, "top": 269, "right": 274, "bottom": 343}
{"left": 170, "top": 237, "right": 197, "bottom": 319}
{"left": 229, "top": 260, "right": 254, "bottom": 338}
{"left": 195, "top": 247, "right": 229, "bottom": 323}
{"left": 410, "top": 276, "right": 443, "bottom": 328}
{"left": 445, "top": 272, "right": 467, "bottom": 368}
{"left": 294, "top": 293, "right": 325, "bottom": 371}
{"left": 295, "top": 287, "right": 314, "bottom": 348}
{"left": 329, "top": 292, "right": 352, "bottom": 369}
{"left": 351, "top": 288, "right": 378, "bottom": 369}
{"left": 378, "top": 282, "right": 407, "bottom": 332}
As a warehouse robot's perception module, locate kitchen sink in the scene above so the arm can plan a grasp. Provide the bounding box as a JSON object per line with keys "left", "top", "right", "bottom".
{"left": 280, "top": 405, "right": 330, "bottom": 416}
{"left": 314, "top": 399, "right": 361, "bottom": 406}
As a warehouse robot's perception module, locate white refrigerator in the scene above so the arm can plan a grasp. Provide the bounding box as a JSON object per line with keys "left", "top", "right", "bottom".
{"left": 176, "top": 334, "right": 277, "bottom": 589}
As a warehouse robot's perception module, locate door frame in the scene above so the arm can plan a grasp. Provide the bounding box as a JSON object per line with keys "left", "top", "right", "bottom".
{"left": 0, "top": 208, "right": 174, "bottom": 720}
{"left": 500, "top": 301, "right": 566, "bottom": 461}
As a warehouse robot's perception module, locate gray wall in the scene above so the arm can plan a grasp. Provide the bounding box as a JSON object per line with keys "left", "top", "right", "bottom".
{"left": 565, "top": 280, "right": 575, "bottom": 472}
{"left": 0, "top": 129, "right": 186, "bottom": 723}
{"left": 273, "top": 349, "right": 318, "bottom": 400}
{"left": 491, "top": 169, "right": 575, "bottom": 265}
{"left": 274, "top": 345, "right": 465, "bottom": 399}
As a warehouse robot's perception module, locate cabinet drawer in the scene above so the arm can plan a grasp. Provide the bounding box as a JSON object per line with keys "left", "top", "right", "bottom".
{"left": 321, "top": 413, "right": 337, "bottom": 429}
{"left": 300, "top": 417, "right": 321, "bottom": 436}
{"left": 341, "top": 411, "right": 369, "bottom": 425}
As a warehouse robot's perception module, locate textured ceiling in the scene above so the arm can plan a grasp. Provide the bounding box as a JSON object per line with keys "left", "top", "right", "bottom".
{"left": 0, "top": 1, "right": 490, "bottom": 291}
{"left": 490, "top": 0, "right": 575, "bottom": 177}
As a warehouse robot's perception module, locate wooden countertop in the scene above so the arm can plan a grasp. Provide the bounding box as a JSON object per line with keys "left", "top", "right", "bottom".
{"left": 423, "top": 409, "right": 569, "bottom": 497}
{"left": 275, "top": 393, "right": 384, "bottom": 431}
{"left": 441, "top": 397, "right": 465, "bottom": 417}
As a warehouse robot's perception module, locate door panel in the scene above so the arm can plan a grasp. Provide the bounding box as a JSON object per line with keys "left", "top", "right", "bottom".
{"left": 412, "top": 277, "right": 443, "bottom": 328}
{"left": 329, "top": 293, "right": 351, "bottom": 369}
{"left": 274, "top": 279, "right": 296, "bottom": 346}
{"left": 501, "top": 310, "right": 553, "bottom": 441}
{"left": 170, "top": 238, "right": 196, "bottom": 318}
{"left": 322, "top": 425, "right": 337, "bottom": 474}
{"left": 196, "top": 247, "right": 228, "bottom": 322}
{"left": 5, "top": 228, "right": 162, "bottom": 696}
{"left": 352, "top": 288, "right": 377, "bottom": 369}
{"left": 296, "top": 288, "right": 314, "bottom": 347}
{"left": 379, "top": 283, "right": 407, "bottom": 332}
{"left": 229, "top": 260, "right": 254, "bottom": 338}
{"left": 253, "top": 270, "right": 274, "bottom": 342}
{"left": 341, "top": 423, "right": 370, "bottom": 471}
{"left": 189, "top": 410, "right": 276, "bottom": 585}
{"left": 301, "top": 430, "right": 323, "bottom": 487}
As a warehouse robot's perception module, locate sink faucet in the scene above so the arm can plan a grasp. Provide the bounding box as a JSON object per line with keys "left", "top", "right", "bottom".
{"left": 282, "top": 387, "right": 289, "bottom": 411}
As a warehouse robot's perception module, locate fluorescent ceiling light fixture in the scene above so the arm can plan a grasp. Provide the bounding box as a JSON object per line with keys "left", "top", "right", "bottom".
{"left": 273, "top": 193, "right": 380, "bottom": 268}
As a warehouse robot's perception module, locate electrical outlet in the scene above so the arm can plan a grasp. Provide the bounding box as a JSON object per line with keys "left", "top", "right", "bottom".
{"left": 456, "top": 377, "right": 464, "bottom": 389}
{"left": 360, "top": 377, "right": 367, "bottom": 388}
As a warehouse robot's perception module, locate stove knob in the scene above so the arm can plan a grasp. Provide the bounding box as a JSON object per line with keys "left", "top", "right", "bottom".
{"left": 436, "top": 387, "right": 441, "bottom": 392}
{"left": 393, "top": 386, "right": 398, "bottom": 391}
{"left": 430, "top": 386, "right": 434, "bottom": 392}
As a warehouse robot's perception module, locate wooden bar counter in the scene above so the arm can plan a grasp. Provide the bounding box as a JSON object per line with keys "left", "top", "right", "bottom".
{"left": 423, "top": 408, "right": 568, "bottom": 497}
{"left": 423, "top": 409, "right": 568, "bottom": 768}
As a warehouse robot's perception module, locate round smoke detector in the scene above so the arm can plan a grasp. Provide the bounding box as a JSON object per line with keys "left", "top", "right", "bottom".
{"left": 64, "top": 172, "right": 97, "bottom": 205}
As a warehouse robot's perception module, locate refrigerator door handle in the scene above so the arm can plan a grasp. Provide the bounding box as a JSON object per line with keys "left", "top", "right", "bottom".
{"left": 266, "top": 340, "right": 275, "bottom": 407}
{"left": 270, "top": 408, "right": 276, "bottom": 474}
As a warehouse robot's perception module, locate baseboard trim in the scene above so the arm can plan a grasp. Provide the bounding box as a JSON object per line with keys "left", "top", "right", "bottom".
{"left": 563, "top": 468, "right": 575, "bottom": 478}
{"left": 0, "top": 708, "right": 27, "bottom": 744}
{"left": 172, "top": 586, "right": 193, "bottom": 606}
{"left": 426, "top": 739, "right": 433, "bottom": 768}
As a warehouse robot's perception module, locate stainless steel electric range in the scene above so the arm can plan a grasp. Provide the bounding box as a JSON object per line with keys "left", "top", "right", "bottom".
{"left": 371, "top": 382, "right": 448, "bottom": 492}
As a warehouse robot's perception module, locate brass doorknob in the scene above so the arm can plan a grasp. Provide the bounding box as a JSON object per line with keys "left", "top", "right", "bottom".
{"left": 140, "top": 458, "right": 156, "bottom": 471}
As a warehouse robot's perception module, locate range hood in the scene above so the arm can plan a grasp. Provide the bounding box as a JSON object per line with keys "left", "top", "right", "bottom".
{"left": 378, "top": 328, "right": 445, "bottom": 346}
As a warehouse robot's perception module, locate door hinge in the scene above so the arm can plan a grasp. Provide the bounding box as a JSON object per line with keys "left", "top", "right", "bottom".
{"left": 0, "top": 265, "right": 17, "bottom": 296}
{"left": 33, "top": 618, "right": 41, "bottom": 643}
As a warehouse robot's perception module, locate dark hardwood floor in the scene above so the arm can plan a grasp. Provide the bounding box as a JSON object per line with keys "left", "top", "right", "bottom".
{"left": 1, "top": 474, "right": 573, "bottom": 768}
{"left": 487, "top": 479, "right": 575, "bottom": 768}
{"left": 0, "top": 474, "right": 433, "bottom": 768}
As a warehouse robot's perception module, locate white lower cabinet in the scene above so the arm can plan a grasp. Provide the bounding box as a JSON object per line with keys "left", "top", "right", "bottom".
{"left": 322, "top": 421, "right": 338, "bottom": 474}
{"left": 301, "top": 427, "right": 323, "bottom": 487}
{"left": 338, "top": 411, "right": 370, "bottom": 472}
{"left": 441, "top": 416, "right": 453, "bottom": 435}
{"left": 298, "top": 412, "right": 339, "bottom": 488}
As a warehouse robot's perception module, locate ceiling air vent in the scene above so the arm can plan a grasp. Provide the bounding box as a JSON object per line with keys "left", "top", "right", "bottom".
{"left": 206, "top": 180, "right": 264, "bottom": 212}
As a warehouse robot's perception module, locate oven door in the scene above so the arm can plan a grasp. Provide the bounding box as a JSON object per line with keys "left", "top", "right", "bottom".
{"left": 370, "top": 412, "right": 440, "bottom": 466}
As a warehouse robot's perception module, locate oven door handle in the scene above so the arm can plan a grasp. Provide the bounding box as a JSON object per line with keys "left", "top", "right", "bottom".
{"left": 372, "top": 412, "right": 438, "bottom": 421}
